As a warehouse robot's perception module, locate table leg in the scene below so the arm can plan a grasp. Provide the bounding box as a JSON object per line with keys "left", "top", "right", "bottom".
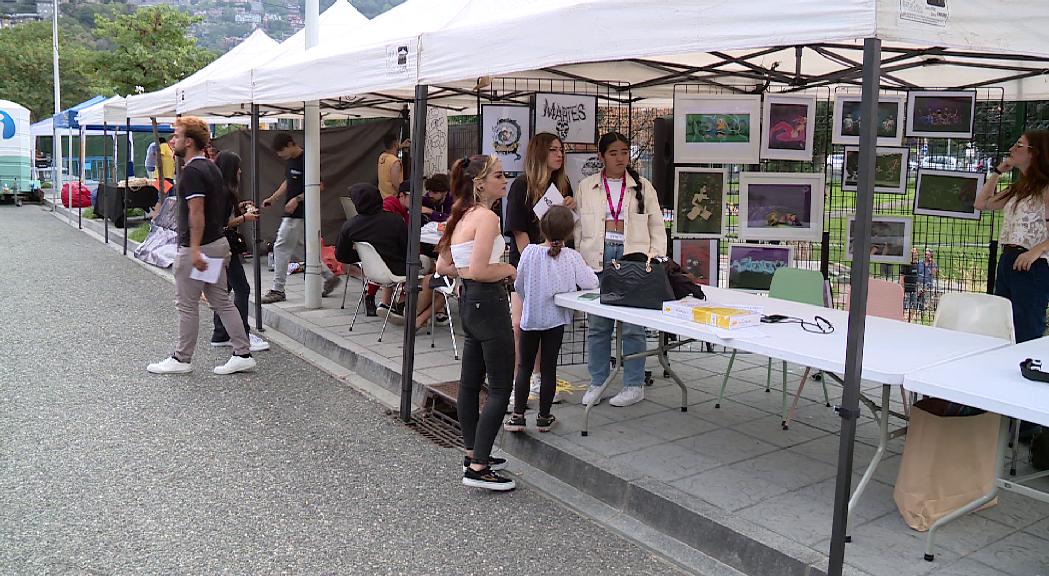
{"left": 924, "top": 416, "right": 1008, "bottom": 562}
{"left": 846, "top": 384, "right": 891, "bottom": 541}
{"left": 583, "top": 320, "right": 623, "bottom": 437}
{"left": 658, "top": 332, "right": 687, "bottom": 412}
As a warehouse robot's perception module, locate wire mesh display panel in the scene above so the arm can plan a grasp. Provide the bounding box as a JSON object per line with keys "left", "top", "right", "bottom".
{"left": 470, "top": 77, "right": 634, "bottom": 366}
{"left": 823, "top": 87, "right": 1004, "bottom": 323}
{"left": 668, "top": 84, "right": 1011, "bottom": 324}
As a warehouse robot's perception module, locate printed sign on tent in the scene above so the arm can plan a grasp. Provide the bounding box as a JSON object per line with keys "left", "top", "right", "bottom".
{"left": 534, "top": 93, "right": 597, "bottom": 145}
{"left": 481, "top": 105, "right": 531, "bottom": 174}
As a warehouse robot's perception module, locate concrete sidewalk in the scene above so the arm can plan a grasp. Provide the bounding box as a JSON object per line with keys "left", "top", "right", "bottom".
{"left": 52, "top": 204, "right": 1049, "bottom": 576}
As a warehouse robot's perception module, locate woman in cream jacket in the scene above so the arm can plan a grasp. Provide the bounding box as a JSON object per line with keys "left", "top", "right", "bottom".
{"left": 573, "top": 132, "right": 666, "bottom": 408}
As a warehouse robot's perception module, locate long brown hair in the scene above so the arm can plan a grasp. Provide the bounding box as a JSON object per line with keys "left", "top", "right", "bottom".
{"left": 1002, "top": 130, "right": 1049, "bottom": 204}
{"left": 524, "top": 132, "right": 570, "bottom": 205}
{"left": 540, "top": 205, "right": 575, "bottom": 259}
{"left": 436, "top": 154, "right": 498, "bottom": 254}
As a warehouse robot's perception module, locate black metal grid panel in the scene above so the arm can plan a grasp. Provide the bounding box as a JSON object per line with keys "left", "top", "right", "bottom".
{"left": 470, "top": 77, "right": 634, "bottom": 366}
{"left": 824, "top": 87, "right": 1005, "bottom": 323}
{"left": 669, "top": 83, "right": 1010, "bottom": 323}
{"left": 670, "top": 84, "right": 833, "bottom": 288}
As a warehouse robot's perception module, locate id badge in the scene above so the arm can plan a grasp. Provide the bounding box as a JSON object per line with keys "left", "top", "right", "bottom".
{"left": 605, "top": 231, "right": 625, "bottom": 243}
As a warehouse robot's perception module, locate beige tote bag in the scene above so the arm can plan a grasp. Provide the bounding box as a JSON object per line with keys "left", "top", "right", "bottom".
{"left": 893, "top": 405, "right": 1000, "bottom": 531}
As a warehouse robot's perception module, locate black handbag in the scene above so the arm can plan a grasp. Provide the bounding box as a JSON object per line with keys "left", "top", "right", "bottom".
{"left": 225, "top": 228, "right": 248, "bottom": 255}
{"left": 599, "top": 252, "right": 675, "bottom": 310}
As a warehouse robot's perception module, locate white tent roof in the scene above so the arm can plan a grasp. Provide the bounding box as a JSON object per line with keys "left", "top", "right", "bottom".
{"left": 178, "top": 0, "right": 382, "bottom": 117}
{"left": 127, "top": 29, "right": 280, "bottom": 119}
{"left": 77, "top": 95, "right": 272, "bottom": 128}
{"left": 250, "top": 0, "right": 1049, "bottom": 106}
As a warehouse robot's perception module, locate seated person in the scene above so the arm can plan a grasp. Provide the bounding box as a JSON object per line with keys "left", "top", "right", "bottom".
{"left": 383, "top": 180, "right": 412, "bottom": 226}
{"left": 422, "top": 173, "right": 452, "bottom": 222}
{"left": 337, "top": 183, "right": 438, "bottom": 330}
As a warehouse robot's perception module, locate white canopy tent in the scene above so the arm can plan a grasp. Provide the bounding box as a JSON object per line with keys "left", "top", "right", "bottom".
{"left": 243, "top": 3, "right": 1049, "bottom": 575}
{"left": 250, "top": 0, "right": 1049, "bottom": 106}
{"left": 126, "top": 29, "right": 281, "bottom": 119}
{"left": 175, "top": 0, "right": 404, "bottom": 118}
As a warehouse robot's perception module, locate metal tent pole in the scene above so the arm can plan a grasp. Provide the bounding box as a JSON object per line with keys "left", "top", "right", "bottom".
{"left": 827, "top": 36, "right": 881, "bottom": 576}
{"left": 399, "top": 85, "right": 428, "bottom": 423}
{"left": 78, "top": 125, "right": 85, "bottom": 228}
{"left": 123, "top": 119, "right": 129, "bottom": 256}
{"left": 251, "top": 104, "right": 263, "bottom": 331}
{"left": 302, "top": 0, "right": 322, "bottom": 309}
{"left": 103, "top": 122, "right": 109, "bottom": 243}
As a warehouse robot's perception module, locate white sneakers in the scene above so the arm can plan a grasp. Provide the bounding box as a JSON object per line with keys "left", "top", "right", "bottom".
{"left": 211, "top": 334, "right": 270, "bottom": 352}
{"left": 609, "top": 386, "right": 645, "bottom": 407}
{"left": 146, "top": 357, "right": 193, "bottom": 374}
{"left": 249, "top": 334, "right": 270, "bottom": 352}
{"left": 581, "top": 385, "right": 645, "bottom": 407}
{"left": 213, "top": 355, "right": 257, "bottom": 375}
{"left": 581, "top": 386, "right": 605, "bottom": 406}
{"left": 147, "top": 355, "right": 257, "bottom": 375}
{"left": 528, "top": 374, "right": 563, "bottom": 404}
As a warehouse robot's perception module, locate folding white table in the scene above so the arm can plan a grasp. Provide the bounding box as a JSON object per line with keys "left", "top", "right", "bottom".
{"left": 903, "top": 336, "right": 1049, "bottom": 561}
{"left": 555, "top": 287, "right": 1009, "bottom": 532}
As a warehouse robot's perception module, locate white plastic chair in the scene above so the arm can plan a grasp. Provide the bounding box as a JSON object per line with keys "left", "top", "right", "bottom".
{"left": 348, "top": 242, "right": 407, "bottom": 342}
{"left": 339, "top": 196, "right": 358, "bottom": 219}
{"left": 429, "top": 276, "right": 460, "bottom": 359}
{"left": 933, "top": 292, "right": 1015, "bottom": 342}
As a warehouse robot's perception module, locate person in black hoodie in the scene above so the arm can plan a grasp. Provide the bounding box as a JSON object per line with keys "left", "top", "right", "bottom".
{"left": 337, "top": 183, "right": 437, "bottom": 329}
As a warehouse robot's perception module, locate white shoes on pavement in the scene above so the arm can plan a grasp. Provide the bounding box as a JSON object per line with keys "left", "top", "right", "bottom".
{"left": 609, "top": 386, "right": 645, "bottom": 407}
{"left": 210, "top": 334, "right": 270, "bottom": 352}
{"left": 528, "top": 374, "right": 563, "bottom": 404}
{"left": 213, "top": 355, "right": 257, "bottom": 375}
{"left": 249, "top": 334, "right": 270, "bottom": 352}
{"left": 581, "top": 386, "right": 605, "bottom": 406}
{"left": 147, "top": 357, "right": 193, "bottom": 374}
{"left": 581, "top": 385, "right": 645, "bottom": 407}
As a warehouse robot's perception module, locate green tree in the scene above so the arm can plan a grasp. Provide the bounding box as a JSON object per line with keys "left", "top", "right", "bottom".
{"left": 0, "top": 20, "right": 112, "bottom": 121}
{"left": 93, "top": 5, "right": 215, "bottom": 95}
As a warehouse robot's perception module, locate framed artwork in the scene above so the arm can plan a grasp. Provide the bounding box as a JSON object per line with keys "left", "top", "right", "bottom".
{"left": 738, "top": 172, "right": 825, "bottom": 242}
{"left": 481, "top": 105, "right": 530, "bottom": 174}
{"left": 727, "top": 244, "right": 794, "bottom": 292}
{"left": 673, "top": 238, "right": 719, "bottom": 287}
{"left": 846, "top": 215, "right": 913, "bottom": 264}
{"left": 760, "top": 95, "right": 817, "bottom": 161}
{"left": 906, "top": 90, "right": 977, "bottom": 139}
{"left": 831, "top": 94, "right": 905, "bottom": 146}
{"left": 842, "top": 146, "right": 909, "bottom": 195}
{"left": 673, "top": 94, "right": 762, "bottom": 164}
{"left": 564, "top": 151, "right": 603, "bottom": 190}
{"left": 914, "top": 169, "right": 985, "bottom": 220}
{"left": 673, "top": 167, "right": 728, "bottom": 238}
{"left": 533, "top": 93, "right": 598, "bottom": 145}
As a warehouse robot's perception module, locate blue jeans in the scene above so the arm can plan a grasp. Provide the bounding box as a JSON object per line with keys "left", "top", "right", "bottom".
{"left": 587, "top": 241, "right": 647, "bottom": 388}
{"left": 995, "top": 247, "right": 1049, "bottom": 343}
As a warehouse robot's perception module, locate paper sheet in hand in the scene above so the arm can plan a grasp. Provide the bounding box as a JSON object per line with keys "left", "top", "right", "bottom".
{"left": 533, "top": 184, "right": 565, "bottom": 219}
{"left": 189, "top": 256, "right": 224, "bottom": 284}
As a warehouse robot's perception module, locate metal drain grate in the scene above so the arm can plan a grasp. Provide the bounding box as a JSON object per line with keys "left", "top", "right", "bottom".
{"left": 394, "top": 409, "right": 464, "bottom": 449}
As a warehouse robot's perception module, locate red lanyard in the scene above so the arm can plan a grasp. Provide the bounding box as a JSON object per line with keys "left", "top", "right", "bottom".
{"left": 602, "top": 173, "right": 626, "bottom": 223}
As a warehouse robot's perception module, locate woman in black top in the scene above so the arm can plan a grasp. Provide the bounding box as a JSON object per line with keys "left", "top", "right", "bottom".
{"left": 211, "top": 151, "right": 268, "bottom": 352}
{"left": 504, "top": 132, "right": 574, "bottom": 398}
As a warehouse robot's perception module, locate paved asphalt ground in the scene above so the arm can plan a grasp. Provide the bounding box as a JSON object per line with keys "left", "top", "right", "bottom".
{"left": 0, "top": 206, "right": 686, "bottom": 575}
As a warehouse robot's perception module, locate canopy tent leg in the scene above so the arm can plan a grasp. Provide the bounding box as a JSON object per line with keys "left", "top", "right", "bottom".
{"left": 399, "top": 84, "right": 429, "bottom": 423}
{"left": 123, "top": 119, "right": 129, "bottom": 256}
{"left": 78, "top": 126, "right": 85, "bottom": 229}
{"left": 251, "top": 104, "right": 263, "bottom": 331}
{"left": 303, "top": 99, "right": 322, "bottom": 309}
{"left": 827, "top": 37, "right": 881, "bottom": 576}
{"left": 103, "top": 123, "right": 109, "bottom": 244}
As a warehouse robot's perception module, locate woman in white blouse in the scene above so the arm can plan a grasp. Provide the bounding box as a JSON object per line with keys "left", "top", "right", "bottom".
{"left": 975, "top": 130, "right": 1049, "bottom": 343}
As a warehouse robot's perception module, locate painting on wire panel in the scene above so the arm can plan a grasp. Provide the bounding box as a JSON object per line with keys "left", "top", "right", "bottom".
{"left": 673, "top": 168, "right": 727, "bottom": 238}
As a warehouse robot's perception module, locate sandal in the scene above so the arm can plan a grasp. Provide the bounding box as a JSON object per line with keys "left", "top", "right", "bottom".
{"left": 536, "top": 414, "right": 556, "bottom": 433}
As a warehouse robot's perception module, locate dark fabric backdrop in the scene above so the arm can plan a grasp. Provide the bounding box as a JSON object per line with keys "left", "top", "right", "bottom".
{"left": 214, "top": 120, "right": 401, "bottom": 247}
